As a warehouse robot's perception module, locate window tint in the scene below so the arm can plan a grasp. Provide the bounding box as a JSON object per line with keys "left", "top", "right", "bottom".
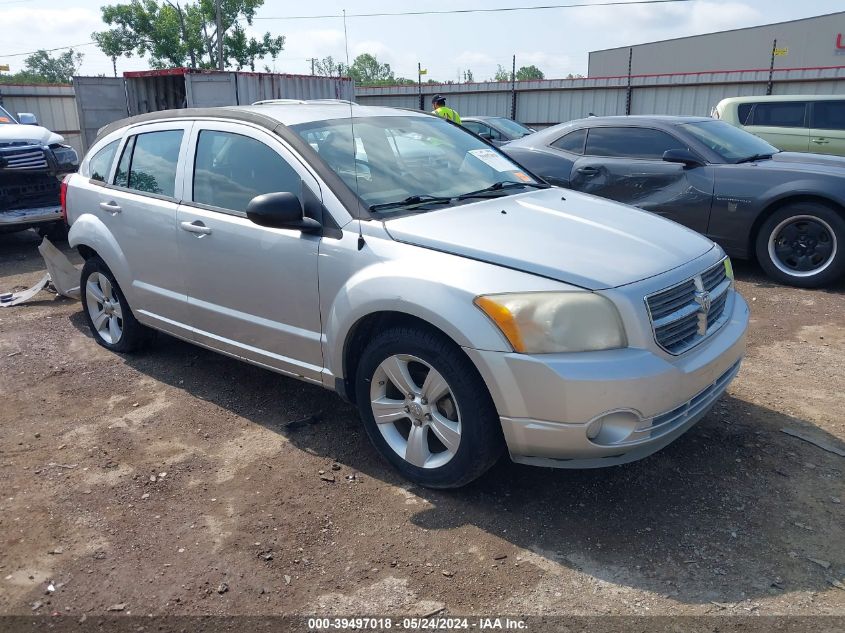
{"left": 748, "top": 102, "right": 807, "bottom": 128}
{"left": 551, "top": 129, "right": 586, "bottom": 154}
{"left": 89, "top": 140, "right": 119, "bottom": 182}
{"left": 811, "top": 101, "right": 845, "bottom": 131}
{"left": 113, "top": 131, "right": 183, "bottom": 197}
{"left": 192, "top": 130, "right": 301, "bottom": 213}
{"left": 585, "top": 127, "right": 686, "bottom": 159}
{"left": 737, "top": 103, "right": 753, "bottom": 125}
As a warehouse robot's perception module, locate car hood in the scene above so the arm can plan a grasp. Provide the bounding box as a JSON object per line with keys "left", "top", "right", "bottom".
{"left": 766, "top": 151, "right": 845, "bottom": 174}
{"left": 0, "top": 124, "right": 63, "bottom": 146}
{"left": 383, "top": 188, "right": 714, "bottom": 290}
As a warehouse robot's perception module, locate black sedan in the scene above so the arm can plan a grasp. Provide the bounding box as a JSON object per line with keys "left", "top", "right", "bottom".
{"left": 461, "top": 116, "right": 535, "bottom": 146}
{"left": 503, "top": 116, "right": 845, "bottom": 287}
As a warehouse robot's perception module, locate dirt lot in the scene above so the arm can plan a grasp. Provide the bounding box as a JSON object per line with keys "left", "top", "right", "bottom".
{"left": 1, "top": 229, "right": 843, "bottom": 619}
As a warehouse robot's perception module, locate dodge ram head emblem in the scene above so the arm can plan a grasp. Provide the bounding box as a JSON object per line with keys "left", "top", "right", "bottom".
{"left": 695, "top": 290, "right": 711, "bottom": 313}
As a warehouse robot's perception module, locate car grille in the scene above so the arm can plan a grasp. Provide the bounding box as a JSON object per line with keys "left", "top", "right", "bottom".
{"left": 0, "top": 145, "right": 49, "bottom": 171}
{"left": 645, "top": 259, "right": 732, "bottom": 355}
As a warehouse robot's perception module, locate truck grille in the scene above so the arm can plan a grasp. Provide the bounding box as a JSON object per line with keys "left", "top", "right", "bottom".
{"left": 645, "top": 259, "right": 732, "bottom": 355}
{"left": 0, "top": 145, "right": 49, "bottom": 171}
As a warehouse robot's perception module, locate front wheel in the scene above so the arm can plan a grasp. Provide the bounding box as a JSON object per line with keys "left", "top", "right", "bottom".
{"left": 355, "top": 326, "right": 504, "bottom": 489}
{"left": 755, "top": 202, "right": 845, "bottom": 288}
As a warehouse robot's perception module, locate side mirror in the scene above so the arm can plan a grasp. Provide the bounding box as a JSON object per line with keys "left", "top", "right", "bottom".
{"left": 663, "top": 148, "right": 703, "bottom": 167}
{"left": 478, "top": 132, "right": 494, "bottom": 141}
{"left": 17, "top": 113, "right": 38, "bottom": 126}
{"left": 246, "top": 192, "right": 321, "bottom": 233}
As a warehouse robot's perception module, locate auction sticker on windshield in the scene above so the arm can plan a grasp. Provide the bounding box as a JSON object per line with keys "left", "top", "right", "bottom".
{"left": 468, "top": 148, "right": 519, "bottom": 172}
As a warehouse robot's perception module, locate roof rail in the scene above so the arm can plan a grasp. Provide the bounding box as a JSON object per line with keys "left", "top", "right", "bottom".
{"left": 251, "top": 98, "right": 358, "bottom": 106}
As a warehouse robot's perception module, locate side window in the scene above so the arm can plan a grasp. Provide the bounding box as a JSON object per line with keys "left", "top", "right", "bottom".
{"left": 551, "top": 129, "right": 587, "bottom": 154}
{"left": 113, "top": 130, "right": 183, "bottom": 197}
{"left": 585, "top": 127, "right": 686, "bottom": 159}
{"left": 811, "top": 101, "right": 845, "bottom": 131}
{"left": 737, "top": 103, "right": 754, "bottom": 125}
{"left": 463, "top": 121, "right": 484, "bottom": 135}
{"left": 88, "top": 140, "right": 119, "bottom": 182}
{"left": 749, "top": 102, "right": 807, "bottom": 128}
{"left": 192, "top": 130, "right": 301, "bottom": 213}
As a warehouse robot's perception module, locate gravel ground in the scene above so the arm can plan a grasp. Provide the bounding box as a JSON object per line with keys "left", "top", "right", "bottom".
{"left": 1, "top": 229, "right": 843, "bottom": 619}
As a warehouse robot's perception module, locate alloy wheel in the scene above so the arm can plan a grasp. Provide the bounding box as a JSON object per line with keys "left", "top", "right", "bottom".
{"left": 85, "top": 272, "right": 124, "bottom": 344}
{"left": 369, "top": 354, "right": 462, "bottom": 469}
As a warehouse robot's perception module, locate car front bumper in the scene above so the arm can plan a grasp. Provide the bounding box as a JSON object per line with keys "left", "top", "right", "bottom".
{"left": 464, "top": 293, "right": 749, "bottom": 468}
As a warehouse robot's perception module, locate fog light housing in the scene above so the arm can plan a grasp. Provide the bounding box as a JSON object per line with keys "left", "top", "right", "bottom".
{"left": 586, "top": 410, "right": 641, "bottom": 446}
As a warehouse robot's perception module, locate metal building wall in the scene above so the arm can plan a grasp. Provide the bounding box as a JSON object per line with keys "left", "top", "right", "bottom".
{"left": 0, "top": 84, "right": 83, "bottom": 154}
{"left": 355, "top": 67, "right": 845, "bottom": 126}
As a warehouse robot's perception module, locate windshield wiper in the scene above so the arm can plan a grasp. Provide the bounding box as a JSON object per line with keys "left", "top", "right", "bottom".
{"left": 369, "top": 194, "right": 453, "bottom": 212}
{"left": 456, "top": 181, "right": 549, "bottom": 200}
{"left": 734, "top": 153, "right": 775, "bottom": 164}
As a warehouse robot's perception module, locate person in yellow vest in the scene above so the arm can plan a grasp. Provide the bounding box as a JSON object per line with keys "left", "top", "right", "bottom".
{"left": 431, "top": 95, "right": 462, "bottom": 124}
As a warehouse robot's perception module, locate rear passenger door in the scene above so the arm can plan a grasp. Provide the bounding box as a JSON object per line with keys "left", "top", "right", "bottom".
{"left": 809, "top": 100, "right": 845, "bottom": 156}
{"left": 101, "top": 122, "right": 191, "bottom": 331}
{"left": 569, "top": 126, "right": 714, "bottom": 233}
{"left": 177, "top": 121, "right": 324, "bottom": 381}
{"left": 741, "top": 101, "right": 810, "bottom": 152}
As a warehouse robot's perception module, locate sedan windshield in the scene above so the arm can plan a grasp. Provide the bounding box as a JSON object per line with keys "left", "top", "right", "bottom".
{"left": 290, "top": 115, "right": 539, "bottom": 212}
{"left": 0, "top": 105, "right": 16, "bottom": 124}
{"left": 681, "top": 119, "right": 778, "bottom": 163}
{"left": 491, "top": 117, "right": 535, "bottom": 138}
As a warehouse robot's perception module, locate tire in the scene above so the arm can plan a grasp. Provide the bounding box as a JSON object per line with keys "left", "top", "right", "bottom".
{"left": 80, "top": 257, "right": 150, "bottom": 353}
{"left": 755, "top": 202, "right": 845, "bottom": 288}
{"left": 355, "top": 326, "right": 504, "bottom": 489}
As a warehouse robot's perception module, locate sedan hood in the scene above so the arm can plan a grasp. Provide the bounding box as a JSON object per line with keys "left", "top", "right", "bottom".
{"left": 0, "top": 124, "right": 63, "bottom": 146}
{"left": 383, "top": 188, "right": 714, "bottom": 290}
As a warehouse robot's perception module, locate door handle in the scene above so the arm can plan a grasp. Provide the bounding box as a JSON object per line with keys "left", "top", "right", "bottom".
{"left": 99, "top": 201, "right": 121, "bottom": 214}
{"left": 180, "top": 220, "right": 212, "bottom": 236}
{"left": 811, "top": 138, "right": 830, "bottom": 144}
{"left": 577, "top": 166, "right": 599, "bottom": 176}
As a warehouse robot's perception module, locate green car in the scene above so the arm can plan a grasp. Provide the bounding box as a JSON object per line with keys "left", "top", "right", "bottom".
{"left": 713, "top": 95, "right": 845, "bottom": 156}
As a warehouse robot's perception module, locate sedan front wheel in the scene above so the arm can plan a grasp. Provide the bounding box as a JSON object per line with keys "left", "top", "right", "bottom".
{"left": 756, "top": 202, "right": 845, "bottom": 288}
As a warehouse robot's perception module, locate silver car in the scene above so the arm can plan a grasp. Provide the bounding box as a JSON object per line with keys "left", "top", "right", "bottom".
{"left": 65, "top": 103, "right": 749, "bottom": 488}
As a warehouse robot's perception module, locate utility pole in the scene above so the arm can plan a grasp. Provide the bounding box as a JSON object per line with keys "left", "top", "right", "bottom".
{"left": 766, "top": 38, "right": 777, "bottom": 96}
{"left": 308, "top": 58, "right": 317, "bottom": 75}
{"left": 510, "top": 54, "right": 517, "bottom": 120}
{"left": 625, "top": 47, "right": 633, "bottom": 115}
{"left": 215, "top": 0, "right": 224, "bottom": 71}
{"left": 418, "top": 62, "right": 423, "bottom": 111}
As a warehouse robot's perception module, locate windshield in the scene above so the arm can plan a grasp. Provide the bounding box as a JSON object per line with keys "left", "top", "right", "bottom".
{"left": 681, "top": 119, "right": 778, "bottom": 163}
{"left": 491, "top": 117, "right": 535, "bottom": 137}
{"left": 0, "top": 106, "right": 16, "bottom": 124}
{"left": 291, "top": 115, "right": 538, "bottom": 212}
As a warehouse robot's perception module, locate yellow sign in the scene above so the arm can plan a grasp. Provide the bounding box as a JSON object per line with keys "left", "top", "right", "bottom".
{"left": 419, "top": 68, "right": 428, "bottom": 75}
{"left": 0, "top": 64, "right": 10, "bottom": 72}
{"left": 774, "top": 47, "right": 789, "bottom": 57}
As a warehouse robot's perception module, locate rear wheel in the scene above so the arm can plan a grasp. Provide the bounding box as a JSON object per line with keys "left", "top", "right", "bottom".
{"left": 755, "top": 202, "right": 845, "bottom": 288}
{"left": 355, "top": 326, "right": 504, "bottom": 489}
{"left": 81, "top": 257, "right": 150, "bottom": 353}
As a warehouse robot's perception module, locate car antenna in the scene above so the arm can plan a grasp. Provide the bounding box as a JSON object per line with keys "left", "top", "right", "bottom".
{"left": 342, "top": 9, "right": 365, "bottom": 251}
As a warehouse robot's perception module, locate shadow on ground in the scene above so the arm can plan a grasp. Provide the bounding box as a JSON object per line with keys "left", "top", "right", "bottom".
{"left": 65, "top": 308, "right": 845, "bottom": 607}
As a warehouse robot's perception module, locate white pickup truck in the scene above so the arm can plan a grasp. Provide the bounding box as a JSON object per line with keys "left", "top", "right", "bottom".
{"left": 0, "top": 104, "right": 78, "bottom": 238}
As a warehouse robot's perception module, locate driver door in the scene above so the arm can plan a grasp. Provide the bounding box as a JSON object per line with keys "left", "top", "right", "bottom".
{"left": 177, "top": 120, "right": 324, "bottom": 381}
{"left": 569, "top": 126, "right": 714, "bottom": 234}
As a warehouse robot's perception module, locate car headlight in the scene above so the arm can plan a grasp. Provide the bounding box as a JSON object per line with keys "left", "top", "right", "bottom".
{"left": 474, "top": 292, "right": 627, "bottom": 353}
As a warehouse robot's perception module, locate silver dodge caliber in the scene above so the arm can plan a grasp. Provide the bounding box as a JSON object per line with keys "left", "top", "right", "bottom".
{"left": 65, "top": 103, "right": 749, "bottom": 488}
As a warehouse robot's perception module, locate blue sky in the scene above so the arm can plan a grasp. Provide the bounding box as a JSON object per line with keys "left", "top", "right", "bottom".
{"left": 1, "top": 0, "right": 843, "bottom": 79}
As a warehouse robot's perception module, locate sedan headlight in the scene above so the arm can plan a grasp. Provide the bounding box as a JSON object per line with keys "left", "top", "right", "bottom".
{"left": 474, "top": 292, "right": 627, "bottom": 353}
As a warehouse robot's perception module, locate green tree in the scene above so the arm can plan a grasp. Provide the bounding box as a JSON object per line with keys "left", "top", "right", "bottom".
{"left": 347, "top": 53, "right": 395, "bottom": 86}
{"left": 17, "top": 49, "right": 85, "bottom": 83}
{"left": 313, "top": 55, "right": 346, "bottom": 77}
{"left": 492, "top": 64, "right": 511, "bottom": 82}
{"left": 515, "top": 65, "right": 544, "bottom": 80}
{"left": 463, "top": 69, "right": 474, "bottom": 83}
{"left": 92, "top": 0, "right": 284, "bottom": 71}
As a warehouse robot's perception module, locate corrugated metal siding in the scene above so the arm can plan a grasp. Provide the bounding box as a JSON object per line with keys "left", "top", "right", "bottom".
{"left": 0, "top": 84, "right": 83, "bottom": 154}
{"left": 235, "top": 73, "right": 354, "bottom": 104}
{"left": 356, "top": 67, "right": 845, "bottom": 125}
